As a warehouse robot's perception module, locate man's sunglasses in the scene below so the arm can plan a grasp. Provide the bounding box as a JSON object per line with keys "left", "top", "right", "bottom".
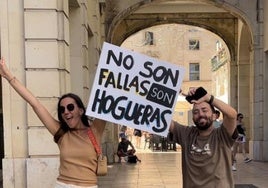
{"left": 59, "top": 103, "right": 75, "bottom": 114}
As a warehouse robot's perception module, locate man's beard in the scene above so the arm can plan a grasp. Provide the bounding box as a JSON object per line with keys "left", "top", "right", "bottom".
{"left": 194, "top": 117, "right": 213, "bottom": 131}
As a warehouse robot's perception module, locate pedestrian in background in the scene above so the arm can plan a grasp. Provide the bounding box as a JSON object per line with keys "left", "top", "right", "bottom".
{"left": 213, "top": 109, "right": 222, "bottom": 128}
{"left": 133, "top": 129, "right": 142, "bottom": 149}
{"left": 119, "top": 125, "right": 128, "bottom": 140}
{"left": 117, "top": 136, "right": 136, "bottom": 163}
{"left": 232, "top": 113, "right": 252, "bottom": 171}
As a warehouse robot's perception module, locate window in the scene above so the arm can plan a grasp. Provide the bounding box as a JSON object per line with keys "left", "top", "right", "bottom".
{"left": 189, "top": 63, "right": 200, "bottom": 80}
{"left": 189, "top": 39, "right": 200, "bottom": 50}
{"left": 144, "top": 31, "right": 154, "bottom": 45}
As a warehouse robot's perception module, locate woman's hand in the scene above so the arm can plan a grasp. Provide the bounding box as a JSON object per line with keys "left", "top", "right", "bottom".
{"left": 0, "top": 57, "right": 13, "bottom": 81}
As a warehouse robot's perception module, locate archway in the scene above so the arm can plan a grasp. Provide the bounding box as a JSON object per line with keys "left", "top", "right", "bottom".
{"left": 121, "top": 23, "right": 231, "bottom": 126}
{"left": 105, "top": 0, "right": 258, "bottom": 159}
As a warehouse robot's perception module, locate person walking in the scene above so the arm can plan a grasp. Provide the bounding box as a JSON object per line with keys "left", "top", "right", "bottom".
{"left": 170, "top": 87, "right": 237, "bottom": 188}
{"left": 0, "top": 58, "right": 105, "bottom": 188}
{"left": 232, "top": 113, "right": 252, "bottom": 171}
{"left": 133, "top": 129, "right": 142, "bottom": 149}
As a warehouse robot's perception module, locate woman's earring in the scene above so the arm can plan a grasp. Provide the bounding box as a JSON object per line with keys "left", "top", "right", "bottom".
{"left": 80, "top": 109, "right": 85, "bottom": 115}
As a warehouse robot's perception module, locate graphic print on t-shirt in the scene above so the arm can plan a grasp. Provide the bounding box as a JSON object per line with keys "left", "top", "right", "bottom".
{"left": 190, "top": 143, "right": 211, "bottom": 155}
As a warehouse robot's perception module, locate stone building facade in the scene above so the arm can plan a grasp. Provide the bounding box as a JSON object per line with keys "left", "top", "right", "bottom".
{"left": 121, "top": 24, "right": 229, "bottom": 126}
{"left": 0, "top": 0, "right": 110, "bottom": 187}
{"left": 0, "top": 0, "right": 267, "bottom": 187}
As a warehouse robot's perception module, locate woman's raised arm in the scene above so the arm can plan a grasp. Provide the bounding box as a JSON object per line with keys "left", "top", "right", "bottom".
{"left": 0, "top": 58, "right": 60, "bottom": 135}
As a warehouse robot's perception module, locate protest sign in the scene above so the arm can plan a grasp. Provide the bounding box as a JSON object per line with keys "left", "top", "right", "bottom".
{"left": 86, "top": 42, "right": 185, "bottom": 136}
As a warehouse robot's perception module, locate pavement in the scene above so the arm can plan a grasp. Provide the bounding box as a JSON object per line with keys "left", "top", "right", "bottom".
{"left": 98, "top": 148, "right": 268, "bottom": 188}
{"left": 0, "top": 149, "right": 266, "bottom": 188}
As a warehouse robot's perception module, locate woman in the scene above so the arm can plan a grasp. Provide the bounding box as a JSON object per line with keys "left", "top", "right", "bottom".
{"left": 232, "top": 113, "right": 251, "bottom": 171}
{"left": 0, "top": 58, "right": 105, "bottom": 187}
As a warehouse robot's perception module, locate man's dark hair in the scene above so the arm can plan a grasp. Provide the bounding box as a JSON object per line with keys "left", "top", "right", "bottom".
{"left": 209, "top": 103, "right": 216, "bottom": 113}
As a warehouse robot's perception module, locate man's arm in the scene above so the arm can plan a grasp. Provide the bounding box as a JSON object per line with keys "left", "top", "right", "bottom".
{"left": 186, "top": 87, "right": 237, "bottom": 137}
{"left": 129, "top": 141, "right": 136, "bottom": 151}
{"left": 203, "top": 94, "right": 237, "bottom": 137}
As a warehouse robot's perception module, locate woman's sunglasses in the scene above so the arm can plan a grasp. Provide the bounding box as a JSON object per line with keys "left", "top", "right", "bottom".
{"left": 60, "top": 103, "right": 75, "bottom": 114}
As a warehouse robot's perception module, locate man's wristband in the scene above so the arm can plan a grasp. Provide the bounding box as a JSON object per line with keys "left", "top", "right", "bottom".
{"left": 208, "top": 95, "right": 214, "bottom": 104}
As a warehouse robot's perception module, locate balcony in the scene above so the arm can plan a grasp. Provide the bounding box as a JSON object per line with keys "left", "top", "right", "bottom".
{"left": 211, "top": 48, "right": 228, "bottom": 71}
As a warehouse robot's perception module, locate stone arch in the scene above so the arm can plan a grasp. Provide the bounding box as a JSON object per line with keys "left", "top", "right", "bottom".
{"left": 107, "top": 2, "right": 242, "bottom": 59}
{"left": 106, "top": 0, "right": 257, "bottom": 63}
{"left": 106, "top": 0, "right": 254, "bottom": 104}
{"left": 106, "top": 0, "right": 266, "bottom": 160}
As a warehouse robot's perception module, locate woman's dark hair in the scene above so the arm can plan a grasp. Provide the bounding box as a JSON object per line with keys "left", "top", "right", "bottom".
{"left": 237, "top": 113, "right": 243, "bottom": 120}
{"left": 54, "top": 93, "right": 89, "bottom": 143}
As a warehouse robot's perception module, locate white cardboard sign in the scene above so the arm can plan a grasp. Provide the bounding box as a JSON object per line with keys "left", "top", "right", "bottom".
{"left": 86, "top": 42, "right": 185, "bottom": 137}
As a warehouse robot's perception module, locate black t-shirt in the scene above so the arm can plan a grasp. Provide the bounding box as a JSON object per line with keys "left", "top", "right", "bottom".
{"left": 236, "top": 124, "right": 245, "bottom": 135}
{"left": 117, "top": 140, "right": 131, "bottom": 152}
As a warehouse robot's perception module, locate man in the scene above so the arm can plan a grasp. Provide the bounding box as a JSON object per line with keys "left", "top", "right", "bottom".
{"left": 170, "top": 87, "right": 237, "bottom": 188}
{"left": 117, "top": 136, "right": 136, "bottom": 163}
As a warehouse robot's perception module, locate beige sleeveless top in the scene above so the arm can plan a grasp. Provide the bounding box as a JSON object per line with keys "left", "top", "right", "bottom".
{"left": 57, "top": 129, "right": 98, "bottom": 186}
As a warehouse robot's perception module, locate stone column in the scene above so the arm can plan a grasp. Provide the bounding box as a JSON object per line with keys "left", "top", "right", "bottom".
{"left": 1, "top": 0, "right": 70, "bottom": 187}
{"left": 1, "top": 0, "right": 29, "bottom": 187}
